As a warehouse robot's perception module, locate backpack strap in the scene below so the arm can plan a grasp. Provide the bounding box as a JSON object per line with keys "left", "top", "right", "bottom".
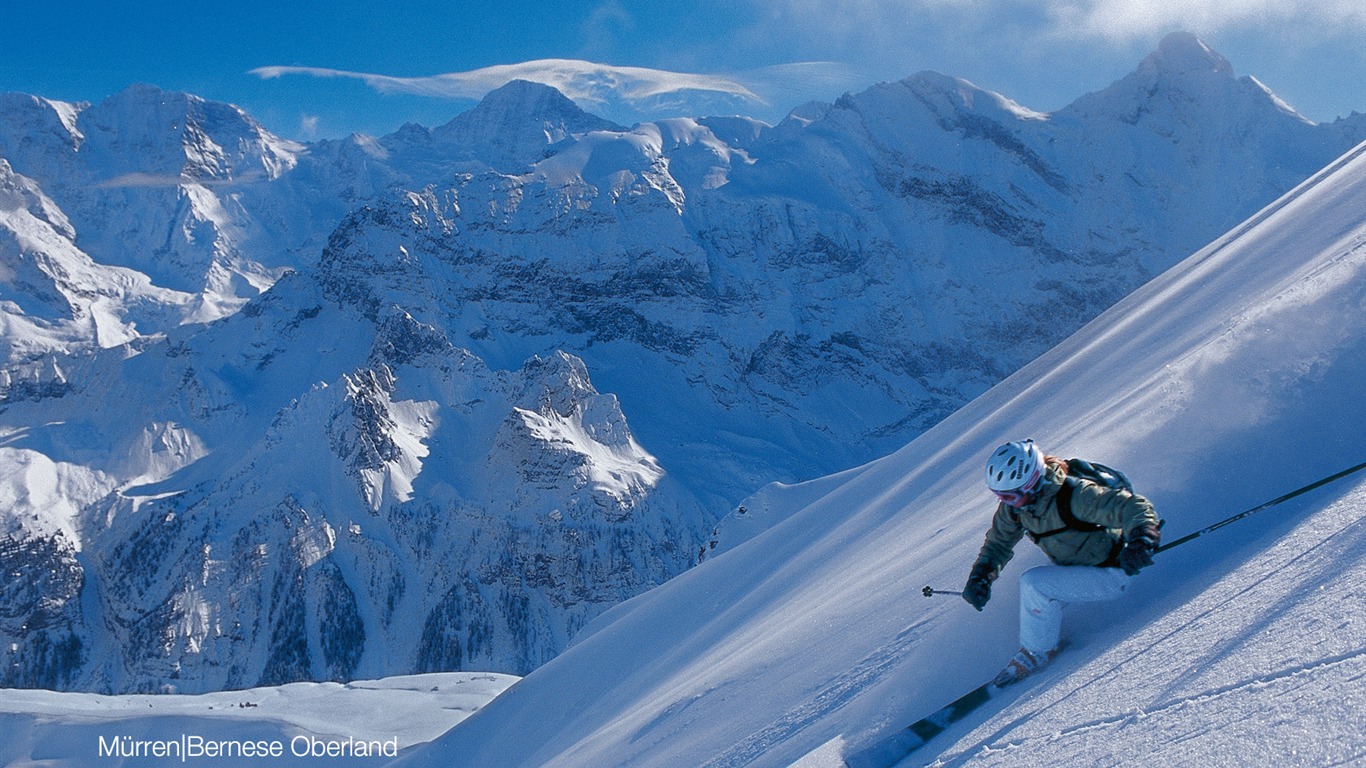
{"left": 1028, "top": 477, "right": 1109, "bottom": 541}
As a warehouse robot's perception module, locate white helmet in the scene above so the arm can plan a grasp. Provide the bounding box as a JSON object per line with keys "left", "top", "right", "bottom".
{"left": 985, "top": 440, "right": 1045, "bottom": 492}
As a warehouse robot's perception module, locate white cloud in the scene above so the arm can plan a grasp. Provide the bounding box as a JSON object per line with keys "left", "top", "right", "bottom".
{"left": 746, "top": 0, "right": 1366, "bottom": 46}
{"left": 94, "top": 172, "right": 266, "bottom": 189}
{"left": 250, "top": 58, "right": 872, "bottom": 124}
{"left": 1043, "top": 0, "right": 1366, "bottom": 40}
{"left": 251, "top": 59, "right": 762, "bottom": 110}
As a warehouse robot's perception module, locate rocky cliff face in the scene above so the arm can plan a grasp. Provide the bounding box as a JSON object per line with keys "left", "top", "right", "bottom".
{"left": 1, "top": 33, "right": 1364, "bottom": 693}
{"left": 0, "top": 268, "right": 703, "bottom": 692}
{"left": 293, "top": 36, "right": 1366, "bottom": 502}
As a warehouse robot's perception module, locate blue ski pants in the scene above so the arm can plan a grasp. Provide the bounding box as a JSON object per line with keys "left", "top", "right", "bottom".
{"left": 1018, "top": 565, "right": 1132, "bottom": 654}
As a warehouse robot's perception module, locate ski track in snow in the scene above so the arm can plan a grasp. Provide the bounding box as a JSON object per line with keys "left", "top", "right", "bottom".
{"left": 928, "top": 652, "right": 1366, "bottom": 767}
{"left": 700, "top": 617, "right": 935, "bottom": 768}
{"left": 917, "top": 484, "right": 1366, "bottom": 768}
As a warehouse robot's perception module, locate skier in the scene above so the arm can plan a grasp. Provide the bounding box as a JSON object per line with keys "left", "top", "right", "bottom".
{"left": 963, "top": 440, "right": 1161, "bottom": 685}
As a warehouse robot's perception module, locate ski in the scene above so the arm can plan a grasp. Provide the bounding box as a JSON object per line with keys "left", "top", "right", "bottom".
{"left": 842, "top": 680, "right": 1003, "bottom": 768}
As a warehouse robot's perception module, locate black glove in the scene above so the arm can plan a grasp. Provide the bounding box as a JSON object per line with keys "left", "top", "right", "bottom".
{"left": 963, "top": 561, "right": 997, "bottom": 611}
{"left": 1118, "top": 523, "right": 1161, "bottom": 575}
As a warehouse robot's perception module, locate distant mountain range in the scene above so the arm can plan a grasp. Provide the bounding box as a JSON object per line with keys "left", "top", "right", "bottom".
{"left": 1, "top": 31, "right": 1363, "bottom": 693}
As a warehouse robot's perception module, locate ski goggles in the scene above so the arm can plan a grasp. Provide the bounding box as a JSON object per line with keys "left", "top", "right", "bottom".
{"left": 992, "top": 468, "right": 1044, "bottom": 507}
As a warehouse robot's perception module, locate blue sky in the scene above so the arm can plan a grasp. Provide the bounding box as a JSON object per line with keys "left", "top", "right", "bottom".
{"left": 3, "top": 0, "right": 1365, "bottom": 140}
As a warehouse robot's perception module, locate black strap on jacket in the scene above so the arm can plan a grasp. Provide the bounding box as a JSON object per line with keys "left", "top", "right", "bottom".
{"left": 1027, "top": 477, "right": 1109, "bottom": 542}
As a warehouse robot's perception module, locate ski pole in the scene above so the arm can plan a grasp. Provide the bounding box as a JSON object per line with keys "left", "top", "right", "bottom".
{"left": 922, "top": 586, "right": 962, "bottom": 598}
{"left": 1156, "top": 458, "right": 1366, "bottom": 553}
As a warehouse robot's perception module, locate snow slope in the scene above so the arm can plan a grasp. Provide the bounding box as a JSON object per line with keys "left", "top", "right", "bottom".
{"left": 395, "top": 135, "right": 1366, "bottom": 767}
{"left": 0, "top": 671, "right": 516, "bottom": 767}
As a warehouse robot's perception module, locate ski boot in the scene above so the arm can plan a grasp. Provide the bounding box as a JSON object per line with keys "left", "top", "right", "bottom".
{"left": 991, "top": 645, "right": 1060, "bottom": 687}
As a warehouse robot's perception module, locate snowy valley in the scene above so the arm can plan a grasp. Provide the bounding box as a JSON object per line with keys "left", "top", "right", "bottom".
{"left": 0, "top": 30, "right": 1364, "bottom": 765}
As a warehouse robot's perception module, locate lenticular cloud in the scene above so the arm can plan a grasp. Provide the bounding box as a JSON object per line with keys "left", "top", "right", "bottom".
{"left": 252, "top": 59, "right": 761, "bottom": 110}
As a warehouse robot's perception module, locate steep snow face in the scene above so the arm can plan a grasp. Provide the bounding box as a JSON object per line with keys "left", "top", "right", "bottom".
{"left": 1051, "top": 32, "right": 1340, "bottom": 266}
{"left": 0, "top": 159, "right": 194, "bottom": 362}
{"left": 0, "top": 86, "right": 305, "bottom": 330}
{"left": 71, "top": 84, "right": 301, "bottom": 184}
{"left": 400, "top": 137, "right": 1366, "bottom": 767}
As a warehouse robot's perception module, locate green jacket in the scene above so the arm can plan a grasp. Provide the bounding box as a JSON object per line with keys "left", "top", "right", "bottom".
{"left": 974, "top": 459, "right": 1159, "bottom": 572}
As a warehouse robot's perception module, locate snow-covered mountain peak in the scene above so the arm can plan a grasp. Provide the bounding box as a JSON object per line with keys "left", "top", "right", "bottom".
{"left": 465, "top": 79, "right": 595, "bottom": 123}
{"left": 780, "top": 100, "right": 833, "bottom": 127}
{"left": 501, "top": 351, "right": 665, "bottom": 512}
{"left": 1, "top": 84, "right": 301, "bottom": 185}
{"left": 901, "top": 71, "right": 1048, "bottom": 121}
{"left": 81, "top": 83, "right": 303, "bottom": 182}
{"left": 0, "top": 83, "right": 315, "bottom": 335}
{"left": 0, "top": 158, "right": 74, "bottom": 238}
{"left": 513, "top": 351, "right": 598, "bottom": 413}
{"left": 1139, "top": 30, "right": 1234, "bottom": 79}
{"left": 1058, "top": 33, "right": 1312, "bottom": 131}
{"left": 0, "top": 93, "right": 85, "bottom": 150}
{"left": 431, "top": 80, "right": 625, "bottom": 171}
